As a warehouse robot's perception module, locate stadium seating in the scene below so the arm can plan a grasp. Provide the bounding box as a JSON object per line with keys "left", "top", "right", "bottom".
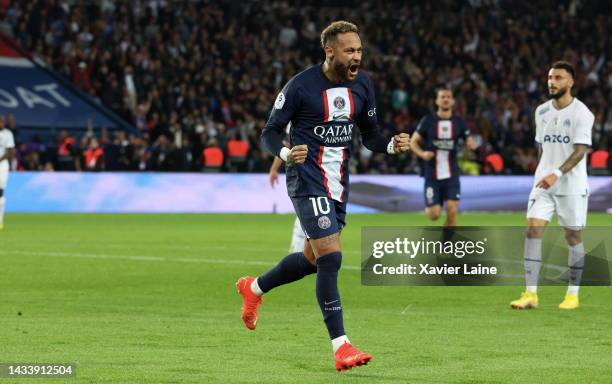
{"left": 0, "top": 1, "right": 609, "bottom": 174}
{"left": 589, "top": 149, "right": 610, "bottom": 176}
{"left": 203, "top": 141, "right": 225, "bottom": 172}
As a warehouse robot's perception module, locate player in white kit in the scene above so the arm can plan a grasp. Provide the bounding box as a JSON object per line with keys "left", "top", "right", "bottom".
{"left": 510, "top": 61, "right": 594, "bottom": 310}
{"left": 268, "top": 123, "right": 306, "bottom": 253}
{"left": 0, "top": 114, "right": 16, "bottom": 229}
{"left": 269, "top": 155, "right": 306, "bottom": 253}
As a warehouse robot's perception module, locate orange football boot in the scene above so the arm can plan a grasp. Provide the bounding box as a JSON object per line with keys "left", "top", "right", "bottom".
{"left": 236, "top": 276, "right": 263, "bottom": 330}
{"left": 334, "top": 342, "right": 372, "bottom": 371}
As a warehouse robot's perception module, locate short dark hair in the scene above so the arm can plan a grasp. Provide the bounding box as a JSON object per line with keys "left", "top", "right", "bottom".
{"left": 320, "top": 21, "right": 359, "bottom": 49}
{"left": 435, "top": 86, "right": 453, "bottom": 98}
{"left": 551, "top": 61, "right": 575, "bottom": 79}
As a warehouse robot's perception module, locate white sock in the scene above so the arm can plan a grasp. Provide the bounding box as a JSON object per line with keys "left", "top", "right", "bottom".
{"left": 567, "top": 242, "right": 585, "bottom": 295}
{"left": 250, "top": 278, "right": 264, "bottom": 296}
{"left": 332, "top": 335, "right": 350, "bottom": 353}
{"left": 524, "top": 238, "right": 542, "bottom": 292}
{"left": 0, "top": 196, "right": 5, "bottom": 223}
{"left": 526, "top": 286, "right": 538, "bottom": 293}
{"left": 567, "top": 285, "right": 580, "bottom": 295}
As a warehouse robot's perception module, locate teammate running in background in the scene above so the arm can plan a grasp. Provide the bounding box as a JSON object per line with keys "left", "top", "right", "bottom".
{"left": 411, "top": 87, "right": 477, "bottom": 229}
{"left": 269, "top": 153, "right": 305, "bottom": 253}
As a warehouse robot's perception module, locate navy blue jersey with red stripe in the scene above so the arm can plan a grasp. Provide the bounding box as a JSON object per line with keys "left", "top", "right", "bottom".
{"left": 262, "top": 64, "right": 387, "bottom": 202}
{"left": 415, "top": 114, "right": 469, "bottom": 180}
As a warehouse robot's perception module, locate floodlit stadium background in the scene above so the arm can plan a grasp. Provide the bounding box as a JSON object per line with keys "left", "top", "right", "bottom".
{"left": 1, "top": 1, "right": 611, "bottom": 383}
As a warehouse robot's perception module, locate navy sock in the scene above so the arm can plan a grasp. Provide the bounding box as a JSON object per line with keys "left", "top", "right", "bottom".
{"left": 257, "top": 252, "right": 317, "bottom": 293}
{"left": 316, "top": 251, "right": 345, "bottom": 339}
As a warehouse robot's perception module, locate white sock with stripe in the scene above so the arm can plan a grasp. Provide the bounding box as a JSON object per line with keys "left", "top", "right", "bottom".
{"left": 567, "top": 242, "right": 585, "bottom": 295}
{"left": 332, "top": 335, "right": 350, "bottom": 353}
{"left": 250, "top": 278, "right": 264, "bottom": 296}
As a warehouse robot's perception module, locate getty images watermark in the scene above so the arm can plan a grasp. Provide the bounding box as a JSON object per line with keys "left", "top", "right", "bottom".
{"left": 361, "top": 227, "right": 612, "bottom": 286}
{"left": 371, "top": 236, "right": 495, "bottom": 276}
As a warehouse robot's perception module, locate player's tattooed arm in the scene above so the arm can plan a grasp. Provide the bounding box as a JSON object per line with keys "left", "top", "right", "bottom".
{"left": 559, "top": 144, "right": 589, "bottom": 174}
{"left": 536, "top": 144, "right": 589, "bottom": 189}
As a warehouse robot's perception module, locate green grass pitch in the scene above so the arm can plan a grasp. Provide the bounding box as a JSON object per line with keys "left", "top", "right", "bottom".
{"left": 1, "top": 213, "right": 611, "bottom": 383}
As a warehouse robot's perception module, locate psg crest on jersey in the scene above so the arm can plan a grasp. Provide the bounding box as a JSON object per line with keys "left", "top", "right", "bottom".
{"left": 333, "top": 96, "right": 345, "bottom": 110}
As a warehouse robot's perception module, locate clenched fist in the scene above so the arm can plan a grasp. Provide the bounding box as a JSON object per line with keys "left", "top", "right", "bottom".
{"left": 393, "top": 133, "right": 411, "bottom": 153}
{"left": 287, "top": 144, "right": 308, "bottom": 164}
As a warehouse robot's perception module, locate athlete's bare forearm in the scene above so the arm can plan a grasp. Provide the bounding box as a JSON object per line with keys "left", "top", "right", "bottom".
{"left": 269, "top": 156, "right": 283, "bottom": 172}
{"left": 559, "top": 144, "right": 589, "bottom": 174}
{"left": 410, "top": 133, "right": 426, "bottom": 158}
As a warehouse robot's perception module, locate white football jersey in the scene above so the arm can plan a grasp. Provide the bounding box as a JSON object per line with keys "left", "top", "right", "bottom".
{"left": 0, "top": 128, "right": 15, "bottom": 171}
{"left": 533, "top": 98, "right": 593, "bottom": 195}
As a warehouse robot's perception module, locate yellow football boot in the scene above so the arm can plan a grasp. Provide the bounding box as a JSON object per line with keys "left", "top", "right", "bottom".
{"left": 559, "top": 294, "right": 579, "bottom": 310}
{"left": 510, "top": 291, "right": 539, "bottom": 309}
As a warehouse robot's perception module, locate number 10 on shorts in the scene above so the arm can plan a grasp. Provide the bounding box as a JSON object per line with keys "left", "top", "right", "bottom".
{"left": 309, "top": 197, "right": 330, "bottom": 216}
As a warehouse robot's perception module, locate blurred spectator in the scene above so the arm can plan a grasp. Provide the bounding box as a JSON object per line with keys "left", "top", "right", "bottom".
{"left": 458, "top": 146, "right": 481, "bottom": 176}
{"left": 149, "top": 134, "right": 177, "bottom": 171}
{"left": 202, "top": 139, "right": 224, "bottom": 172}
{"left": 0, "top": 6, "right": 11, "bottom": 36}
{"left": 176, "top": 135, "right": 195, "bottom": 172}
{"left": 589, "top": 147, "right": 610, "bottom": 175}
{"left": 55, "top": 130, "right": 80, "bottom": 171}
{"left": 83, "top": 138, "right": 105, "bottom": 171}
{"left": 226, "top": 133, "right": 249, "bottom": 172}
{"left": 20, "top": 148, "right": 42, "bottom": 171}
{"left": 483, "top": 149, "right": 505, "bottom": 175}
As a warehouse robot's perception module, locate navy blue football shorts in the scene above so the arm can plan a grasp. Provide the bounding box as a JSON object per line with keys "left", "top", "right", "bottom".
{"left": 424, "top": 178, "right": 460, "bottom": 207}
{"left": 291, "top": 196, "right": 346, "bottom": 239}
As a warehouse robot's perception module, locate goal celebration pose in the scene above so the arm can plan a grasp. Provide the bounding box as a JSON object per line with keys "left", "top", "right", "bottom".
{"left": 236, "top": 21, "right": 410, "bottom": 371}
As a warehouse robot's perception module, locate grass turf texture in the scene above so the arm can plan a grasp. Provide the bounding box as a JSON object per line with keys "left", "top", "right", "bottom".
{"left": 1, "top": 213, "right": 611, "bottom": 383}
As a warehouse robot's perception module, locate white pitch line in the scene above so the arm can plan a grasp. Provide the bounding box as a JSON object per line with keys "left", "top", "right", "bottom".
{"left": 1, "top": 250, "right": 362, "bottom": 270}
{"left": 2, "top": 242, "right": 362, "bottom": 255}
{"left": 400, "top": 304, "right": 413, "bottom": 315}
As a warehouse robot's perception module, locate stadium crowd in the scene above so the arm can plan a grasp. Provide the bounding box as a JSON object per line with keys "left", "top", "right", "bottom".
{"left": 1, "top": 0, "right": 610, "bottom": 174}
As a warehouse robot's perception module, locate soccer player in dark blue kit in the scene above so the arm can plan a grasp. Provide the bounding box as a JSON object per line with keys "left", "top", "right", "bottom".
{"left": 411, "top": 88, "right": 477, "bottom": 229}
{"left": 235, "top": 21, "right": 410, "bottom": 371}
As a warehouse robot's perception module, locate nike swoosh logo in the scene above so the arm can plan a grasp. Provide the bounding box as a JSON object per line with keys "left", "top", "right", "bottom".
{"left": 324, "top": 300, "right": 339, "bottom": 305}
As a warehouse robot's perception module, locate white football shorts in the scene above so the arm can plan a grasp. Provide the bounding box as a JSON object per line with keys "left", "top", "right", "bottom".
{"left": 526, "top": 188, "right": 588, "bottom": 229}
